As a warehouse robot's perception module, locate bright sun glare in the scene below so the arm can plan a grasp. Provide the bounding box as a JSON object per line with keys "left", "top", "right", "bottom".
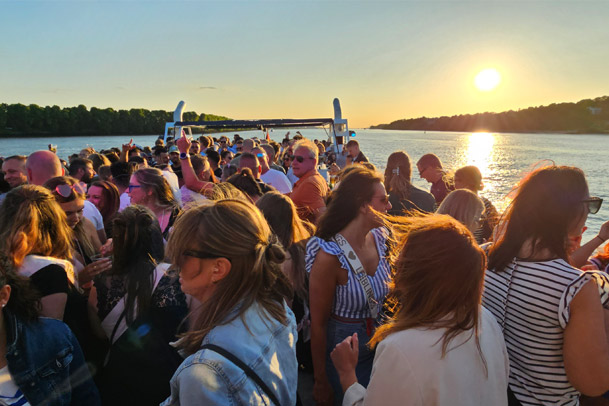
{"left": 474, "top": 68, "right": 501, "bottom": 92}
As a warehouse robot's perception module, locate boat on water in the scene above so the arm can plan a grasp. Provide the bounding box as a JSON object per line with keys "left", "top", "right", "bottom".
{"left": 163, "top": 98, "right": 351, "bottom": 170}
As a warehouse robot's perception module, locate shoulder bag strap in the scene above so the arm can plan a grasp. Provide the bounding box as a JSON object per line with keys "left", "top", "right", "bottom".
{"left": 200, "top": 343, "right": 280, "bottom": 406}
{"left": 332, "top": 233, "right": 379, "bottom": 319}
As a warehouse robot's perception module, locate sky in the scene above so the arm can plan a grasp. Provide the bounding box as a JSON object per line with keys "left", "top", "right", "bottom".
{"left": 2, "top": 0, "right": 609, "bottom": 128}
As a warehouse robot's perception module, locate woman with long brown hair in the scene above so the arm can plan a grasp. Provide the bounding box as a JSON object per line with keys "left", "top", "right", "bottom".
{"left": 257, "top": 192, "right": 314, "bottom": 370}
{"left": 307, "top": 167, "right": 392, "bottom": 405}
{"left": 162, "top": 200, "right": 297, "bottom": 405}
{"left": 384, "top": 151, "right": 435, "bottom": 214}
{"left": 127, "top": 168, "right": 180, "bottom": 239}
{"left": 87, "top": 180, "right": 120, "bottom": 235}
{"left": 484, "top": 165, "right": 609, "bottom": 405}
{"left": 331, "top": 215, "right": 509, "bottom": 405}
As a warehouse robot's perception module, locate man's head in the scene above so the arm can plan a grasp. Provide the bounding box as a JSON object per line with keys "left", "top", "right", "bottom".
{"left": 154, "top": 147, "right": 169, "bottom": 165}
{"left": 110, "top": 161, "right": 136, "bottom": 191}
{"left": 238, "top": 152, "right": 261, "bottom": 180}
{"left": 205, "top": 149, "right": 220, "bottom": 170}
{"left": 26, "top": 150, "right": 65, "bottom": 186}
{"left": 68, "top": 158, "right": 95, "bottom": 183}
{"left": 168, "top": 146, "right": 180, "bottom": 165}
{"left": 292, "top": 140, "right": 318, "bottom": 178}
{"left": 346, "top": 140, "right": 361, "bottom": 160}
{"left": 242, "top": 139, "right": 257, "bottom": 154}
{"left": 191, "top": 155, "right": 211, "bottom": 180}
{"left": 220, "top": 150, "right": 234, "bottom": 167}
{"left": 235, "top": 140, "right": 244, "bottom": 153}
{"left": 261, "top": 143, "right": 277, "bottom": 165}
{"left": 1, "top": 155, "right": 27, "bottom": 189}
{"left": 189, "top": 140, "right": 201, "bottom": 155}
{"left": 416, "top": 153, "right": 444, "bottom": 184}
{"left": 252, "top": 147, "right": 270, "bottom": 172}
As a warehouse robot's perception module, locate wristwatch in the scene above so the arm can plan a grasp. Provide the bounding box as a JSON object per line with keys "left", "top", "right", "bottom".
{"left": 179, "top": 152, "right": 190, "bottom": 160}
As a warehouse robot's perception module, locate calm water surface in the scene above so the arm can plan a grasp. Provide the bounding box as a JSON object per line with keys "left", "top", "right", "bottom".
{"left": 2, "top": 129, "right": 608, "bottom": 240}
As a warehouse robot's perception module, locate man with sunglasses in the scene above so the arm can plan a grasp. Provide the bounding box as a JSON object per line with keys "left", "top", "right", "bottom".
{"left": 252, "top": 147, "right": 292, "bottom": 194}
{"left": 288, "top": 139, "right": 329, "bottom": 224}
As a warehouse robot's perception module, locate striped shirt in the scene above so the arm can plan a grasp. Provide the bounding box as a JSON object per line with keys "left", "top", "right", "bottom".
{"left": 305, "top": 228, "right": 391, "bottom": 319}
{"left": 483, "top": 258, "right": 609, "bottom": 405}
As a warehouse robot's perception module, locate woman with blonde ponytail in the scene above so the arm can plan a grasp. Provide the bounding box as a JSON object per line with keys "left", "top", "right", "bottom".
{"left": 384, "top": 151, "right": 435, "bottom": 214}
{"left": 162, "top": 199, "right": 297, "bottom": 405}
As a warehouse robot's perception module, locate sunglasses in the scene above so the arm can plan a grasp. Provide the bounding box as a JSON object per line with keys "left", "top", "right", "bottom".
{"left": 55, "top": 183, "right": 86, "bottom": 198}
{"left": 284, "top": 155, "right": 294, "bottom": 160}
{"left": 293, "top": 155, "right": 312, "bottom": 163}
{"left": 128, "top": 184, "right": 142, "bottom": 193}
{"left": 583, "top": 197, "right": 603, "bottom": 214}
{"left": 256, "top": 152, "right": 266, "bottom": 158}
{"left": 183, "top": 249, "right": 230, "bottom": 262}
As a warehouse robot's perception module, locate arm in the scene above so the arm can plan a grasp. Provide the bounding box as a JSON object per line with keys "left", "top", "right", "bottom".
{"left": 309, "top": 251, "right": 340, "bottom": 405}
{"left": 563, "top": 279, "right": 609, "bottom": 395}
{"left": 120, "top": 139, "right": 133, "bottom": 163}
{"left": 176, "top": 133, "right": 212, "bottom": 193}
{"left": 570, "top": 221, "right": 609, "bottom": 268}
{"left": 82, "top": 217, "right": 102, "bottom": 253}
{"left": 40, "top": 293, "right": 68, "bottom": 320}
{"left": 172, "top": 364, "right": 232, "bottom": 405}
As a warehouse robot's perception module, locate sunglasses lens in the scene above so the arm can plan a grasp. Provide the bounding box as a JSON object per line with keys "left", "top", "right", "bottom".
{"left": 56, "top": 184, "right": 72, "bottom": 198}
{"left": 589, "top": 198, "right": 603, "bottom": 214}
{"left": 295, "top": 156, "right": 304, "bottom": 163}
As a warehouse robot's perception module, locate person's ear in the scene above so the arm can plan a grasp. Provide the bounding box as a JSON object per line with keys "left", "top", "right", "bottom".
{"left": 0, "top": 285, "right": 12, "bottom": 308}
{"left": 212, "top": 258, "right": 231, "bottom": 283}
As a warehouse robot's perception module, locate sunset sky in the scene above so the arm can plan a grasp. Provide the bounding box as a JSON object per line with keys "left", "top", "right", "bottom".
{"left": 2, "top": 1, "right": 609, "bottom": 128}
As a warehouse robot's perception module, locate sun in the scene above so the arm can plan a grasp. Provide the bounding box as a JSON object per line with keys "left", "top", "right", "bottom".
{"left": 474, "top": 68, "right": 501, "bottom": 92}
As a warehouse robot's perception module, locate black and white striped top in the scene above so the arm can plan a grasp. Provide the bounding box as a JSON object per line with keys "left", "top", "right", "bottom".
{"left": 483, "top": 258, "right": 609, "bottom": 405}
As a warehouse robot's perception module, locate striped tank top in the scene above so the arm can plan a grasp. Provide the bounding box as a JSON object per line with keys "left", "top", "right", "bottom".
{"left": 483, "top": 258, "right": 609, "bottom": 405}
{"left": 305, "top": 227, "right": 391, "bottom": 319}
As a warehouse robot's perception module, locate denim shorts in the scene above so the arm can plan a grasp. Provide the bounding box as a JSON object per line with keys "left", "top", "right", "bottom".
{"left": 325, "top": 317, "right": 375, "bottom": 406}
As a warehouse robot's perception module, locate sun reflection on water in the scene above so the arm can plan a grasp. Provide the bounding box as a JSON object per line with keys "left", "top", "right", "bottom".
{"left": 460, "top": 132, "right": 502, "bottom": 205}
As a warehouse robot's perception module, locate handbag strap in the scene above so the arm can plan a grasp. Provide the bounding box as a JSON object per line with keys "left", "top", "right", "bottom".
{"left": 332, "top": 233, "right": 379, "bottom": 319}
{"left": 200, "top": 343, "right": 280, "bottom": 406}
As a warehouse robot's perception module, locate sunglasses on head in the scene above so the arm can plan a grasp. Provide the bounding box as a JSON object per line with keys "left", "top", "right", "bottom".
{"left": 55, "top": 183, "right": 86, "bottom": 198}
{"left": 183, "top": 249, "right": 230, "bottom": 261}
{"left": 583, "top": 197, "right": 603, "bottom": 214}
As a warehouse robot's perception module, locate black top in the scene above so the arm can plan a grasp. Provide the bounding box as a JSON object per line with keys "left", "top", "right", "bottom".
{"left": 353, "top": 151, "right": 369, "bottom": 163}
{"left": 388, "top": 184, "right": 436, "bottom": 215}
{"left": 29, "top": 264, "right": 70, "bottom": 296}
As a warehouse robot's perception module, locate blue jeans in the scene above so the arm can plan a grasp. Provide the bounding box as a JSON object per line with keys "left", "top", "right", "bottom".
{"left": 326, "top": 317, "right": 375, "bottom": 406}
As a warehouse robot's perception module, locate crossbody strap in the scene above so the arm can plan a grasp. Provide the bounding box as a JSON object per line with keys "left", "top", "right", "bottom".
{"left": 332, "top": 233, "right": 379, "bottom": 319}
{"left": 200, "top": 344, "right": 280, "bottom": 406}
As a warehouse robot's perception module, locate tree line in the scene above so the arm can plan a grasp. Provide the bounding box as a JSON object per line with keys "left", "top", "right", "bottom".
{"left": 371, "top": 96, "right": 609, "bottom": 134}
{"left": 0, "top": 103, "right": 230, "bottom": 137}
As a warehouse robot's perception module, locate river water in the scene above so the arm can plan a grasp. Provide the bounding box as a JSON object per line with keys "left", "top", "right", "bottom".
{"left": 2, "top": 129, "right": 608, "bottom": 241}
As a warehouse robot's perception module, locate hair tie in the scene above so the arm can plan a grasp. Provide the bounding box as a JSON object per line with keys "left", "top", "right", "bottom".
{"left": 392, "top": 167, "right": 400, "bottom": 175}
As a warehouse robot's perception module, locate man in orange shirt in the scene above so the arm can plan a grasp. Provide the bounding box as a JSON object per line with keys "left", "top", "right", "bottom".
{"left": 288, "top": 139, "right": 329, "bottom": 224}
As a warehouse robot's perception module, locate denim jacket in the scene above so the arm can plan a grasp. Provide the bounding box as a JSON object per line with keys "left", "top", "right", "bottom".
{"left": 4, "top": 309, "right": 101, "bottom": 406}
{"left": 162, "top": 301, "right": 298, "bottom": 406}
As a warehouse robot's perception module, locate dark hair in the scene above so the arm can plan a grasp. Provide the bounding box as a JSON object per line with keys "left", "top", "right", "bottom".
{"left": 227, "top": 168, "right": 262, "bottom": 200}
{"left": 110, "top": 161, "right": 136, "bottom": 188}
{"left": 417, "top": 153, "right": 443, "bottom": 170}
{"left": 111, "top": 206, "right": 165, "bottom": 324}
{"left": 317, "top": 167, "right": 383, "bottom": 240}
{"left": 68, "top": 158, "right": 92, "bottom": 177}
{"left": 0, "top": 254, "right": 41, "bottom": 322}
{"left": 220, "top": 150, "right": 233, "bottom": 160}
{"left": 154, "top": 147, "right": 168, "bottom": 156}
{"left": 205, "top": 149, "right": 220, "bottom": 166}
{"left": 88, "top": 153, "right": 110, "bottom": 172}
{"left": 488, "top": 165, "right": 589, "bottom": 273}
{"left": 89, "top": 181, "right": 120, "bottom": 225}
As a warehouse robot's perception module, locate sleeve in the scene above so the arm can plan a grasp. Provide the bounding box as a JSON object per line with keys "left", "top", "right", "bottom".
{"left": 295, "top": 180, "right": 326, "bottom": 211}
{"left": 305, "top": 237, "right": 351, "bottom": 274}
{"left": 559, "top": 270, "right": 609, "bottom": 328}
{"left": 173, "top": 363, "right": 232, "bottom": 406}
{"left": 29, "top": 265, "right": 70, "bottom": 296}
{"left": 67, "top": 323, "right": 102, "bottom": 405}
{"left": 343, "top": 340, "right": 422, "bottom": 406}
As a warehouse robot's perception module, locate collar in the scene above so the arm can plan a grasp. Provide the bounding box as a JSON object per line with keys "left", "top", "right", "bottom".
{"left": 295, "top": 169, "right": 318, "bottom": 184}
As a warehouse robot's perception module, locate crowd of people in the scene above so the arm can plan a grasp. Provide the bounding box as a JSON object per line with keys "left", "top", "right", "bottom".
{"left": 1, "top": 131, "right": 609, "bottom": 406}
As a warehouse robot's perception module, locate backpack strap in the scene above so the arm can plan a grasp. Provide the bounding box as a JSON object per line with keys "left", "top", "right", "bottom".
{"left": 200, "top": 343, "right": 280, "bottom": 406}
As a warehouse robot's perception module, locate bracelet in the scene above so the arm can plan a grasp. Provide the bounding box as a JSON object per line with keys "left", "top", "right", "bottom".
{"left": 594, "top": 235, "right": 607, "bottom": 244}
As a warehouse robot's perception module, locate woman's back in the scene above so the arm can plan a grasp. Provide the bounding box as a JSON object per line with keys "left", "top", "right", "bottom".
{"left": 163, "top": 301, "right": 298, "bottom": 405}
{"left": 348, "top": 307, "right": 508, "bottom": 406}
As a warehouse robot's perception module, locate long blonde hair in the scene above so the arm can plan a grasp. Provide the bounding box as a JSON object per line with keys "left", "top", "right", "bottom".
{"left": 436, "top": 189, "right": 484, "bottom": 232}
{"left": 0, "top": 185, "right": 73, "bottom": 268}
{"left": 371, "top": 215, "right": 486, "bottom": 367}
{"left": 167, "top": 200, "right": 293, "bottom": 355}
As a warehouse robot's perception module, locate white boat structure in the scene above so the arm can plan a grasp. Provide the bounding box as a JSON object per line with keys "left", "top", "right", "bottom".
{"left": 163, "top": 98, "right": 352, "bottom": 154}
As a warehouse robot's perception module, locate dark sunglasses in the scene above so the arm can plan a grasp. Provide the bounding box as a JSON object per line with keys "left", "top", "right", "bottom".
{"left": 128, "top": 184, "right": 142, "bottom": 193}
{"left": 284, "top": 155, "right": 294, "bottom": 160}
{"left": 294, "top": 155, "right": 312, "bottom": 163}
{"left": 583, "top": 197, "right": 603, "bottom": 214}
{"left": 55, "top": 183, "right": 86, "bottom": 198}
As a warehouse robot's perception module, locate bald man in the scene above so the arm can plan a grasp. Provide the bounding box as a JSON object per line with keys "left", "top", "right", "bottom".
{"left": 26, "top": 150, "right": 64, "bottom": 186}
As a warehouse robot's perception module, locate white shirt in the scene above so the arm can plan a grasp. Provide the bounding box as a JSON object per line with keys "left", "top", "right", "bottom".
{"left": 261, "top": 168, "right": 292, "bottom": 194}
{"left": 83, "top": 200, "right": 104, "bottom": 230}
{"left": 344, "top": 307, "right": 509, "bottom": 406}
{"left": 161, "top": 169, "right": 182, "bottom": 207}
{"left": 180, "top": 185, "right": 207, "bottom": 207}
{"left": 0, "top": 366, "right": 30, "bottom": 405}
{"left": 119, "top": 192, "right": 130, "bottom": 212}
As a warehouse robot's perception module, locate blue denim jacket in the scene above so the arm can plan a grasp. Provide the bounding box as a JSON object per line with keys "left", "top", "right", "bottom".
{"left": 4, "top": 310, "right": 101, "bottom": 406}
{"left": 162, "top": 301, "right": 298, "bottom": 406}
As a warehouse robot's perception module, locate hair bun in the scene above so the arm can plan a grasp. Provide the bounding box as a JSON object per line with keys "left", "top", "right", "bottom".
{"left": 264, "top": 241, "right": 286, "bottom": 264}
